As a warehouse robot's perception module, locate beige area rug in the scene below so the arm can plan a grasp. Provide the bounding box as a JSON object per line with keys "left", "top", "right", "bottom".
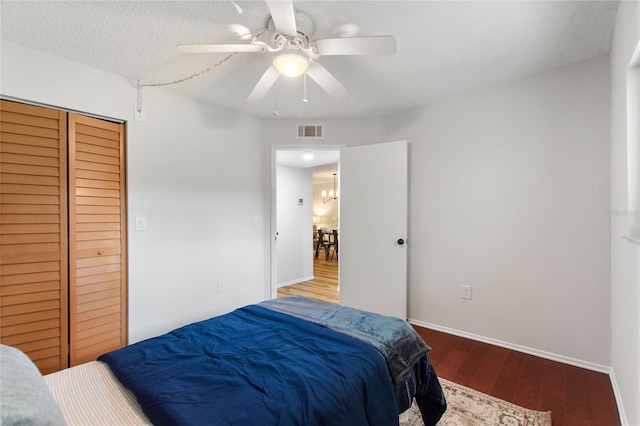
{"left": 400, "top": 378, "right": 552, "bottom": 426}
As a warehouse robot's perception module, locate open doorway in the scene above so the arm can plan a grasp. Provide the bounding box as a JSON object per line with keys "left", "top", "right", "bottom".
{"left": 272, "top": 147, "right": 340, "bottom": 304}
{"left": 273, "top": 140, "right": 408, "bottom": 317}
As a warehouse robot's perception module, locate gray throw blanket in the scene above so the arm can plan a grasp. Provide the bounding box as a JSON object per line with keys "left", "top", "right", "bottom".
{"left": 259, "top": 295, "right": 430, "bottom": 384}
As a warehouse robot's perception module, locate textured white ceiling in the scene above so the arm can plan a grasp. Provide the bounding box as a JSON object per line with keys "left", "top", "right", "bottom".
{"left": 0, "top": 1, "right": 619, "bottom": 120}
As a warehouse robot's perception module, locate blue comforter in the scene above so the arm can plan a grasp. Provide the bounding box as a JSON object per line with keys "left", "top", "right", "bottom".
{"left": 257, "top": 297, "right": 446, "bottom": 425}
{"left": 99, "top": 304, "right": 398, "bottom": 426}
{"left": 259, "top": 295, "right": 430, "bottom": 384}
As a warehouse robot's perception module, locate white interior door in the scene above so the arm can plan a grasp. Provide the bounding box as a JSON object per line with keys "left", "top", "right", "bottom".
{"left": 339, "top": 140, "right": 408, "bottom": 319}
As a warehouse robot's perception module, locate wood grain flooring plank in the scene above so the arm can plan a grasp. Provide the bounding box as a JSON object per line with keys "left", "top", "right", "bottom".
{"left": 541, "top": 360, "right": 567, "bottom": 426}
{"left": 492, "top": 350, "right": 527, "bottom": 402}
{"left": 587, "top": 371, "right": 620, "bottom": 426}
{"left": 466, "top": 345, "right": 508, "bottom": 394}
{"left": 566, "top": 364, "right": 593, "bottom": 421}
{"left": 512, "top": 354, "right": 544, "bottom": 409}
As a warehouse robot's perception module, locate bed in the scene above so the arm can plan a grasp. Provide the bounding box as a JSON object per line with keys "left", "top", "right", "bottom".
{"left": 2, "top": 295, "right": 446, "bottom": 426}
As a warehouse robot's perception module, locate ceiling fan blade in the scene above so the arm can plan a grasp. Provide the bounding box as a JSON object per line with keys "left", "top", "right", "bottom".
{"left": 177, "top": 44, "right": 267, "bottom": 53}
{"left": 314, "top": 36, "right": 397, "bottom": 56}
{"left": 305, "top": 62, "right": 350, "bottom": 101}
{"left": 247, "top": 66, "right": 280, "bottom": 102}
{"left": 266, "top": 0, "right": 297, "bottom": 38}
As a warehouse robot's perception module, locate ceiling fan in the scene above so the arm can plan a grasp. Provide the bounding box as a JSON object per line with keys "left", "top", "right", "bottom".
{"left": 177, "top": 0, "right": 396, "bottom": 102}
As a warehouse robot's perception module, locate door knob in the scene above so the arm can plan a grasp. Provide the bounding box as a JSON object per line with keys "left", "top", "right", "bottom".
{"left": 397, "top": 239, "right": 405, "bottom": 245}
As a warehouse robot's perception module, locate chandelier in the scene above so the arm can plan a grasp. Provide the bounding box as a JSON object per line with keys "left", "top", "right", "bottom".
{"left": 322, "top": 173, "right": 339, "bottom": 203}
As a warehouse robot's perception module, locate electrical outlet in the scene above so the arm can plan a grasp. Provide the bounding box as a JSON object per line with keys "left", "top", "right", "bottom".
{"left": 461, "top": 285, "right": 472, "bottom": 300}
{"left": 218, "top": 279, "right": 227, "bottom": 293}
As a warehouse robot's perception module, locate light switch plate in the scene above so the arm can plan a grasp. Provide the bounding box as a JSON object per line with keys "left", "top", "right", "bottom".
{"left": 135, "top": 216, "right": 147, "bottom": 231}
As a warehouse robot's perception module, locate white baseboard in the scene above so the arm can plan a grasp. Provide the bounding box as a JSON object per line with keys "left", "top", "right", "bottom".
{"left": 609, "top": 368, "right": 629, "bottom": 426}
{"left": 276, "top": 276, "right": 314, "bottom": 288}
{"left": 409, "top": 319, "right": 611, "bottom": 374}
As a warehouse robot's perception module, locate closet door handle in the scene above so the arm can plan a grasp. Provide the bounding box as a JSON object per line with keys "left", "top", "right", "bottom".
{"left": 97, "top": 251, "right": 103, "bottom": 256}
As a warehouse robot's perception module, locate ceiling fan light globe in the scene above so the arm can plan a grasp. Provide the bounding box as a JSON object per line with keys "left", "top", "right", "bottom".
{"left": 274, "top": 53, "right": 309, "bottom": 78}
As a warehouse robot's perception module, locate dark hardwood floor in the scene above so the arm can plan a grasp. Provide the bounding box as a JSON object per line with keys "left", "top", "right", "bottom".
{"left": 415, "top": 327, "right": 620, "bottom": 426}
{"left": 278, "top": 251, "right": 621, "bottom": 426}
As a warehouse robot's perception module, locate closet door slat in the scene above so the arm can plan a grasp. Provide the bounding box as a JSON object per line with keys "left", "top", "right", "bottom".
{"left": 68, "top": 113, "right": 127, "bottom": 366}
{"left": 0, "top": 100, "right": 69, "bottom": 374}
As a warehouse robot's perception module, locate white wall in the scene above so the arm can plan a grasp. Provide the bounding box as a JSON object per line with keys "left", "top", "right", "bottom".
{"left": 367, "top": 56, "right": 612, "bottom": 368}
{"left": 263, "top": 120, "right": 369, "bottom": 147}
{"left": 263, "top": 56, "right": 612, "bottom": 369}
{"left": 276, "top": 165, "right": 313, "bottom": 286}
{"left": 609, "top": 1, "right": 640, "bottom": 424}
{"left": 1, "top": 40, "right": 270, "bottom": 344}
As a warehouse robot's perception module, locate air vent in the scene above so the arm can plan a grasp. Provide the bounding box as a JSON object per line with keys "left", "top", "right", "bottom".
{"left": 298, "top": 124, "right": 323, "bottom": 139}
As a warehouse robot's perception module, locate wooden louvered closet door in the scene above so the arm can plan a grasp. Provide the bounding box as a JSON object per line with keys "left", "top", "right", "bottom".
{"left": 68, "top": 113, "right": 127, "bottom": 366}
{"left": 0, "top": 101, "right": 69, "bottom": 374}
{"left": 1, "top": 100, "right": 127, "bottom": 373}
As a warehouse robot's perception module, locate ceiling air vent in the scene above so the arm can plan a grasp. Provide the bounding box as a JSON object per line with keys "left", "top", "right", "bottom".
{"left": 298, "top": 124, "right": 323, "bottom": 139}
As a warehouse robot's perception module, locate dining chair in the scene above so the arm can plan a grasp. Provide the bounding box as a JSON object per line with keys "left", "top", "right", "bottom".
{"left": 315, "top": 229, "right": 335, "bottom": 260}
{"left": 330, "top": 229, "right": 338, "bottom": 261}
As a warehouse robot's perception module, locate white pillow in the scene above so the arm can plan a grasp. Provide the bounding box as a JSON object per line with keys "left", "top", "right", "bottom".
{"left": 1, "top": 344, "right": 66, "bottom": 425}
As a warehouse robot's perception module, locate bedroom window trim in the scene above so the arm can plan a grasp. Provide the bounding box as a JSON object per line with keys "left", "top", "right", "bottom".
{"left": 625, "top": 41, "right": 640, "bottom": 245}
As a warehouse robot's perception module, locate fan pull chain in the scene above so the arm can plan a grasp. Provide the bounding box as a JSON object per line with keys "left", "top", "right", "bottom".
{"left": 273, "top": 79, "right": 279, "bottom": 117}
{"left": 303, "top": 74, "right": 308, "bottom": 103}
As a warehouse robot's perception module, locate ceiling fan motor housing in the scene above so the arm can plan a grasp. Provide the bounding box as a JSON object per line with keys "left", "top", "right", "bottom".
{"left": 268, "top": 11, "right": 315, "bottom": 50}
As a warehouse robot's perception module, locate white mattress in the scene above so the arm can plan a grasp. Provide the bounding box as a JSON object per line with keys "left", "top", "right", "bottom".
{"left": 44, "top": 361, "right": 151, "bottom": 425}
